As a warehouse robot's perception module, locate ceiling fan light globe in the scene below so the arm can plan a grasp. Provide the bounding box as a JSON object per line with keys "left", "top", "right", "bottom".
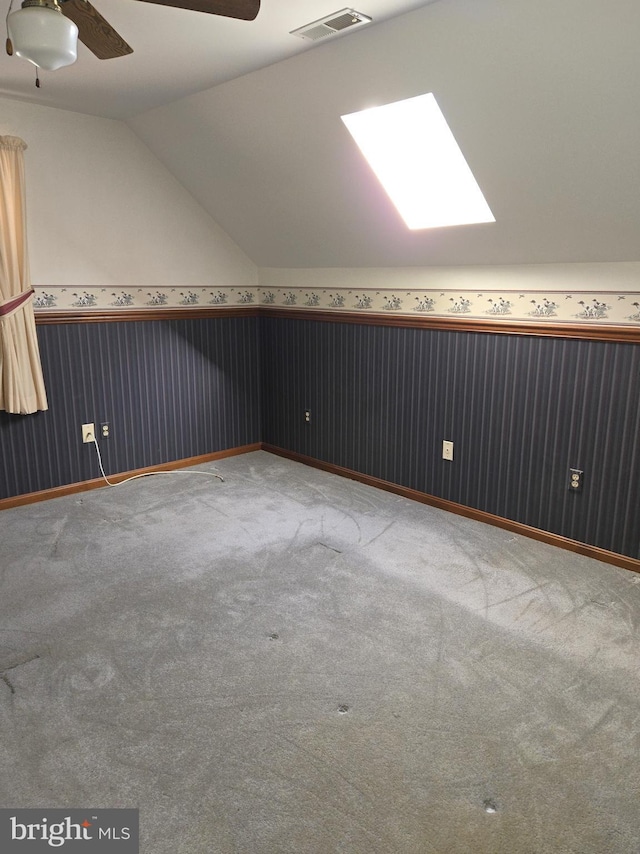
{"left": 8, "top": 6, "right": 78, "bottom": 71}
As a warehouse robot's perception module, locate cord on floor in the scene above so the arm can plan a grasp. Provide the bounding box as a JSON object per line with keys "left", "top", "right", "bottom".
{"left": 92, "top": 438, "right": 224, "bottom": 487}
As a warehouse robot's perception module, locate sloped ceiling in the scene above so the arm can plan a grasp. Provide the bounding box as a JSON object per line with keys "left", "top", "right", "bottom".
{"left": 127, "top": 0, "right": 640, "bottom": 268}
{"left": 3, "top": 0, "right": 638, "bottom": 270}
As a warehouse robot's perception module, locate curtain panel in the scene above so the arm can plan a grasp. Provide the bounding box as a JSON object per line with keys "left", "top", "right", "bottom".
{"left": 0, "top": 135, "right": 47, "bottom": 414}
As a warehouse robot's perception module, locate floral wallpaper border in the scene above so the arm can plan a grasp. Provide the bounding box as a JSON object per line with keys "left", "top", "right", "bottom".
{"left": 32, "top": 285, "right": 640, "bottom": 325}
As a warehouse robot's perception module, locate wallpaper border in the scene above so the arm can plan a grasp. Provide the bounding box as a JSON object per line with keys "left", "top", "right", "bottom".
{"left": 32, "top": 285, "right": 640, "bottom": 327}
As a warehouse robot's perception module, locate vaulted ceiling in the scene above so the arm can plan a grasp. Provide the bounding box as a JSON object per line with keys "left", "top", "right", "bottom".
{"left": 4, "top": 0, "right": 640, "bottom": 269}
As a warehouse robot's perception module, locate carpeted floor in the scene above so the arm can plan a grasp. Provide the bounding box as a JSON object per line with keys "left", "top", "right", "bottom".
{"left": 1, "top": 450, "right": 639, "bottom": 853}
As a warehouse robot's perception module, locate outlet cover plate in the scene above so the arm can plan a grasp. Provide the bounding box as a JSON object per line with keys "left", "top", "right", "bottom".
{"left": 568, "top": 468, "right": 584, "bottom": 492}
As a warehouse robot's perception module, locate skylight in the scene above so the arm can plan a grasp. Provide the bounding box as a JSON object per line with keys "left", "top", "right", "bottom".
{"left": 341, "top": 93, "right": 495, "bottom": 230}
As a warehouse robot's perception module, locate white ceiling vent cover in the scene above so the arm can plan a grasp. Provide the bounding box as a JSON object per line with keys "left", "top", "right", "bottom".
{"left": 291, "top": 9, "right": 372, "bottom": 42}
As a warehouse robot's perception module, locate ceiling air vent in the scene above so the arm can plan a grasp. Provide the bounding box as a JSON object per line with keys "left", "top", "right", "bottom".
{"left": 291, "top": 8, "right": 372, "bottom": 42}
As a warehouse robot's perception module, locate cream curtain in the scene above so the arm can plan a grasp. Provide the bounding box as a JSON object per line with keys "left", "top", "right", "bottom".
{"left": 0, "top": 135, "right": 47, "bottom": 414}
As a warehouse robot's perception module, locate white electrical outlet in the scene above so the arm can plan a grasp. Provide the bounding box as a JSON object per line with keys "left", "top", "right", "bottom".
{"left": 82, "top": 423, "right": 95, "bottom": 443}
{"left": 442, "top": 440, "right": 454, "bottom": 461}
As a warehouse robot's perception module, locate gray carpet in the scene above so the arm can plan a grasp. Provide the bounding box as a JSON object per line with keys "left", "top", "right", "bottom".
{"left": 1, "top": 450, "right": 639, "bottom": 853}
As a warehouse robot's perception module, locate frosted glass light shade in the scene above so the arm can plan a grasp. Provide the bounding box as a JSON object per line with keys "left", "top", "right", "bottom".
{"left": 8, "top": 6, "right": 78, "bottom": 71}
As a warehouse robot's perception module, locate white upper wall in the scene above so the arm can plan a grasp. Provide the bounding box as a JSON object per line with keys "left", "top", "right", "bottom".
{"left": 259, "top": 263, "right": 640, "bottom": 294}
{"left": 0, "top": 97, "right": 257, "bottom": 287}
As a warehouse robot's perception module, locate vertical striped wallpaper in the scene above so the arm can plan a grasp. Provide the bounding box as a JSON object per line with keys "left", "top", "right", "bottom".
{"left": 261, "top": 317, "right": 640, "bottom": 559}
{"left": 2, "top": 313, "right": 638, "bottom": 560}
{"left": 0, "top": 316, "right": 260, "bottom": 499}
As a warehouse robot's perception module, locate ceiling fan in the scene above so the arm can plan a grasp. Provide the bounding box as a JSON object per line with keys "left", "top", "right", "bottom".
{"left": 6, "top": 0, "right": 260, "bottom": 72}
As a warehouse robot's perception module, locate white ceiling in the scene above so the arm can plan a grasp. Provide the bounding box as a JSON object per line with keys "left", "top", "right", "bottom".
{"left": 0, "top": 0, "right": 433, "bottom": 118}
{"left": 4, "top": 0, "right": 640, "bottom": 270}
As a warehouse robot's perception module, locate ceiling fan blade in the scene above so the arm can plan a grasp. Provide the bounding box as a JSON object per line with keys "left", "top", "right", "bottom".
{"left": 135, "top": 0, "right": 260, "bottom": 22}
{"left": 60, "top": 0, "right": 133, "bottom": 60}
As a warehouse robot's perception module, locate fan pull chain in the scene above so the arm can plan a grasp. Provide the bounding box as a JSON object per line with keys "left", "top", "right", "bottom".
{"left": 35, "top": 68, "right": 40, "bottom": 89}
{"left": 5, "top": 0, "right": 14, "bottom": 56}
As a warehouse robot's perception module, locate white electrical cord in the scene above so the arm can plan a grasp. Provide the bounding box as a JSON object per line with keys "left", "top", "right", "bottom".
{"left": 92, "top": 437, "right": 224, "bottom": 488}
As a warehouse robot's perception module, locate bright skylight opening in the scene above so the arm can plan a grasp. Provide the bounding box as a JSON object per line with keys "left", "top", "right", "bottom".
{"left": 341, "top": 93, "right": 495, "bottom": 230}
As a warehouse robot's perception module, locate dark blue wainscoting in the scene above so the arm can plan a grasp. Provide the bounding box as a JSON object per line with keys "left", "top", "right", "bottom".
{"left": 261, "top": 317, "right": 640, "bottom": 560}
{"left": 0, "top": 316, "right": 261, "bottom": 500}
{"left": 2, "top": 311, "right": 638, "bottom": 561}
